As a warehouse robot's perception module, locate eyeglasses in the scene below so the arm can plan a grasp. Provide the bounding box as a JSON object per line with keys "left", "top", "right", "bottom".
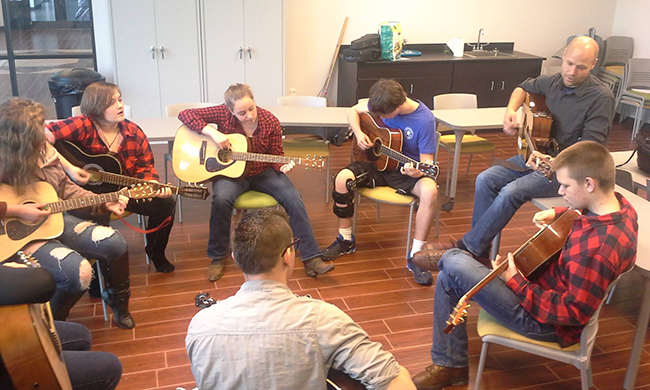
{"left": 282, "top": 238, "right": 300, "bottom": 255}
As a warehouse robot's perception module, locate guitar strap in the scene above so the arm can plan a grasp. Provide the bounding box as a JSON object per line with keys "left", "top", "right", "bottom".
{"left": 116, "top": 215, "right": 172, "bottom": 234}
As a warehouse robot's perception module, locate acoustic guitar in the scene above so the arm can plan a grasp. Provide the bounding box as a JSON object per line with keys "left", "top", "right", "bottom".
{"left": 0, "top": 302, "right": 72, "bottom": 389}
{"left": 517, "top": 93, "right": 556, "bottom": 178}
{"left": 172, "top": 125, "right": 325, "bottom": 183}
{"left": 54, "top": 140, "right": 209, "bottom": 200}
{"left": 353, "top": 112, "right": 439, "bottom": 179}
{"left": 0, "top": 181, "right": 155, "bottom": 261}
{"left": 444, "top": 209, "right": 580, "bottom": 333}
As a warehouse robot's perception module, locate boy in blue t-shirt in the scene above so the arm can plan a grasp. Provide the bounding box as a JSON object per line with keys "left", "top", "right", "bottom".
{"left": 322, "top": 79, "right": 439, "bottom": 285}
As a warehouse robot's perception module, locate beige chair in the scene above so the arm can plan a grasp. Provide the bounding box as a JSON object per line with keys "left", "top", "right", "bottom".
{"left": 277, "top": 96, "right": 331, "bottom": 203}
{"left": 164, "top": 103, "right": 215, "bottom": 222}
{"left": 618, "top": 58, "right": 650, "bottom": 139}
{"left": 474, "top": 269, "right": 629, "bottom": 390}
{"left": 433, "top": 93, "right": 495, "bottom": 196}
{"left": 72, "top": 105, "right": 132, "bottom": 118}
{"left": 597, "top": 36, "right": 634, "bottom": 107}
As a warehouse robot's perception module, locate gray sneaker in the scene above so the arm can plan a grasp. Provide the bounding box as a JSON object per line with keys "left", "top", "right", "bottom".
{"left": 322, "top": 234, "right": 356, "bottom": 260}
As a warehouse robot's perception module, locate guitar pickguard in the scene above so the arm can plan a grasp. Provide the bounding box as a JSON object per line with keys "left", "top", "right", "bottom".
{"left": 205, "top": 157, "right": 235, "bottom": 172}
{"left": 5, "top": 218, "right": 48, "bottom": 240}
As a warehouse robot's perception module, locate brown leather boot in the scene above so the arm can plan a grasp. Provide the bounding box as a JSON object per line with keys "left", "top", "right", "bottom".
{"left": 412, "top": 240, "right": 458, "bottom": 271}
{"left": 412, "top": 364, "right": 469, "bottom": 390}
{"left": 207, "top": 258, "right": 225, "bottom": 282}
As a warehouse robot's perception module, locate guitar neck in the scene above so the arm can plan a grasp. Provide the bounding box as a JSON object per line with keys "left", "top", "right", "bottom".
{"left": 91, "top": 171, "right": 179, "bottom": 195}
{"left": 46, "top": 191, "right": 123, "bottom": 214}
{"left": 379, "top": 145, "right": 418, "bottom": 167}
{"left": 230, "top": 151, "right": 301, "bottom": 166}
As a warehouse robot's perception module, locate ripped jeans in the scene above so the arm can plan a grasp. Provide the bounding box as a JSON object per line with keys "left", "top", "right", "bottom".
{"left": 31, "top": 213, "right": 127, "bottom": 295}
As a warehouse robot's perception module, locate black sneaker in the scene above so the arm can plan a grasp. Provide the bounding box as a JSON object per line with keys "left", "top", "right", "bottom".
{"left": 407, "top": 258, "right": 433, "bottom": 285}
{"left": 322, "top": 234, "right": 356, "bottom": 260}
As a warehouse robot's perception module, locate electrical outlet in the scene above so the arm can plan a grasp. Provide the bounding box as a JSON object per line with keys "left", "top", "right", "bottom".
{"left": 289, "top": 88, "right": 296, "bottom": 95}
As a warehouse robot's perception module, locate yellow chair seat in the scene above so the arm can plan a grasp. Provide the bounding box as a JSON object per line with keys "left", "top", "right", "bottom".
{"left": 439, "top": 134, "right": 495, "bottom": 154}
{"left": 282, "top": 138, "right": 330, "bottom": 157}
{"left": 233, "top": 191, "right": 278, "bottom": 209}
{"left": 357, "top": 186, "right": 417, "bottom": 205}
{"left": 477, "top": 309, "right": 579, "bottom": 352}
{"left": 604, "top": 65, "right": 624, "bottom": 76}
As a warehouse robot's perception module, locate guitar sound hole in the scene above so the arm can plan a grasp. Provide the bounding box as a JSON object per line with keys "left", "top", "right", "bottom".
{"left": 217, "top": 149, "right": 233, "bottom": 163}
{"left": 371, "top": 139, "right": 382, "bottom": 159}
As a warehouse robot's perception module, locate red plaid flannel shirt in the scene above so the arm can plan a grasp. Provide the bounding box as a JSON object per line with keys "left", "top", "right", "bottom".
{"left": 46, "top": 117, "right": 159, "bottom": 181}
{"left": 507, "top": 193, "right": 638, "bottom": 347}
{"left": 178, "top": 104, "right": 283, "bottom": 176}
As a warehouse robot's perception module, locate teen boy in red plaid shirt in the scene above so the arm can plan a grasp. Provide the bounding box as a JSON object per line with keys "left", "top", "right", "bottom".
{"left": 411, "top": 141, "right": 638, "bottom": 389}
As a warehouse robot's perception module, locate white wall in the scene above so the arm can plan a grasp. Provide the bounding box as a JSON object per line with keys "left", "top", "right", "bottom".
{"left": 612, "top": 0, "right": 650, "bottom": 58}
{"left": 285, "top": 0, "right": 618, "bottom": 105}
{"left": 92, "top": 0, "right": 115, "bottom": 82}
{"left": 93, "top": 0, "right": 619, "bottom": 107}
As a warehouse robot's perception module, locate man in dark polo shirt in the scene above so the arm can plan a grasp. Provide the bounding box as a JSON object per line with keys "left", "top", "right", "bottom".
{"left": 414, "top": 36, "right": 615, "bottom": 268}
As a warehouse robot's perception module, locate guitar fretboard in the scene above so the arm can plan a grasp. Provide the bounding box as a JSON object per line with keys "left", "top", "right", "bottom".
{"left": 379, "top": 145, "right": 435, "bottom": 176}
{"left": 230, "top": 151, "right": 302, "bottom": 165}
{"left": 47, "top": 191, "right": 122, "bottom": 213}
{"left": 91, "top": 171, "right": 179, "bottom": 195}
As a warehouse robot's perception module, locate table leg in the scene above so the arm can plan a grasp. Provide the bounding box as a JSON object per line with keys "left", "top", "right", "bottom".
{"left": 442, "top": 129, "right": 466, "bottom": 212}
{"left": 624, "top": 269, "right": 650, "bottom": 389}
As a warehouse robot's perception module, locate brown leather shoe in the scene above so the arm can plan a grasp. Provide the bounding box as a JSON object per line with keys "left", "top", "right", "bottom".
{"left": 412, "top": 240, "right": 458, "bottom": 271}
{"left": 207, "top": 259, "right": 225, "bottom": 282}
{"left": 412, "top": 364, "right": 469, "bottom": 390}
{"left": 304, "top": 257, "right": 334, "bottom": 277}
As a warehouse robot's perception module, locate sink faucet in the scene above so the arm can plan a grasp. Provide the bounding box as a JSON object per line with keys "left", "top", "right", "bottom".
{"left": 473, "top": 28, "right": 488, "bottom": 51}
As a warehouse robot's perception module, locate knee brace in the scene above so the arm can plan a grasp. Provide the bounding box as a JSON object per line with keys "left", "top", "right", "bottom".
{"left": 332, "top": 190, "right": 355, "bottom": 218}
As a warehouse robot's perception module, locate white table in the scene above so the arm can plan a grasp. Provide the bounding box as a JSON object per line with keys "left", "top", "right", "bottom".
{"left": 531, "top": 187, "right": 649, "bottom": 389}
{"left": 128, "top": 105, "right": 350, "bottom": 144}
{"left": 431, "top": 107, "right": 507, "bottom": 210}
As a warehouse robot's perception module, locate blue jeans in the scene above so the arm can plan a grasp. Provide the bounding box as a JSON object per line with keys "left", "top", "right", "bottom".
{"left": 431, "top": 249, "right": 557, "bottom": 367}
{"left": 32, "top": 214, "right": 128, "bottom": 294}
{"left": 209, "top": 168, "right": 321, "bottom": 261}
{"left": 462, "top": 155, "right": 560, "bottom": 257}
{"left": 56, "top": 321, "right": 122, "bottom": 390}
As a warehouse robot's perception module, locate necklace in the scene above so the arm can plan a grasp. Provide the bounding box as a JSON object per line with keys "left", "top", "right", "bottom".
{"left": 106, "top": 131, "right": 120, "bottom": 149}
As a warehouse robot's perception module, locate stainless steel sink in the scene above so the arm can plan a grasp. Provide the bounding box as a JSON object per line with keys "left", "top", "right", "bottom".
{"left": 463, "top": 51, "right": 516, "bottom": 58}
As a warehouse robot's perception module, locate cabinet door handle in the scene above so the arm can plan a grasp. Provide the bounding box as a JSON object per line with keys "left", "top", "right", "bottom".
{"left": 159, "top": 46, "right": 165, "bottom": 59}
{"left": 410, "top": 84, "right": 413, "bottom": 94}
{"left": 239, "top": 47, "right": 243, "bottom": 59}
{"left": 246, "top": 47, "right": 252, "bottom": 59}
{"left": 490, "top": 81, "right": 494, "bottom": 91}
{"left": 150, "top": 46, "right": 156, "bottom": 59}
{"left": 501, "top": 81, "right": 505, "bottom": 90}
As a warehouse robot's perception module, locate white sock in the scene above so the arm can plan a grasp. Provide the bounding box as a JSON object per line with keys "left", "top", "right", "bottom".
{"left": 339, "top": 227, "right": 353, "bottom": 241}
{"left": 410, "top": 239, "right": 426, "bottom": 259}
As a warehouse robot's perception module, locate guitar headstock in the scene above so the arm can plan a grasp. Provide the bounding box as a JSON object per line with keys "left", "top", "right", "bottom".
{"left": 179, "top": 184, "right": 209, "bottom": 200}
{"left": 16, "top": 250, "right": 40, "bottom": 268}
{"left": 534, "top": 156, "right": 554, "bottom": 180}
{"left": 303, "top": 154, "right": 326, "bottom": 171}
{"left": 195, "top": 292, "right": 216, "bottom": 308}
{"left": 419, "top": 161, "right": 440, "bottom": 180}
{"left": 122, "top": 183, "right": 157, "bottom": 201}
{"left": 444, "top": 297, "right": 470, "bottom": 334}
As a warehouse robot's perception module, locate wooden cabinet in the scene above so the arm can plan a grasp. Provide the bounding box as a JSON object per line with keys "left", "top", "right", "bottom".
{"left": 203, "top": 0, "right": 283, "bottom": 107}
{"left": 339, "top": 61, "right": 453, "bottom": 107}
{"left": 451, "top": 60, "right": 542, "bottom": 107}
{"left": 337, "top": 55, "right": 543, "bottom": 108}
{"left": 111, "top": 0, "right": 202, "bottom": 117}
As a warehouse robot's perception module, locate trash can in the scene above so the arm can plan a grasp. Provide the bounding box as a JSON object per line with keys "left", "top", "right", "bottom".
{"left": 48, "top": 68, "right": 105, "bottom": 119}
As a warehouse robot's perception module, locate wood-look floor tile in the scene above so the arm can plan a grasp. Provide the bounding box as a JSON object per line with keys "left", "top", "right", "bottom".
{"left": 157, "top": 364, "right": 195, "bottom": 387}
{"left": 119, "top": 352, "right": 166, "bottom": 374}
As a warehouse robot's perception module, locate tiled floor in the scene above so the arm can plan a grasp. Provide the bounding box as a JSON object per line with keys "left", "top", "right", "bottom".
{"left": 67, "top": 119, "right": 650, "bottom": 390}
